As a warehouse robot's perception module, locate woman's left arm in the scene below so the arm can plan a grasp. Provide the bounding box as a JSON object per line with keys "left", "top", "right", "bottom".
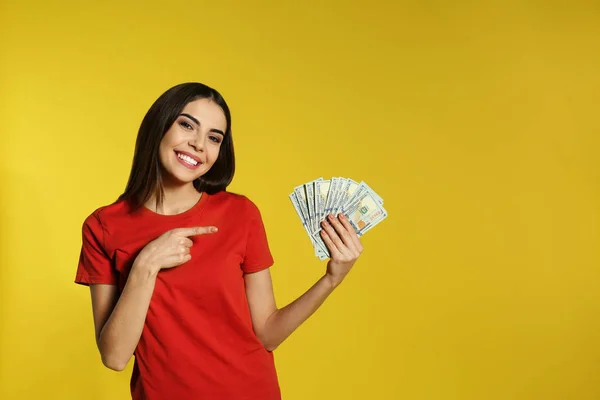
{"left": 245, "top": 213, "right": 363, "bottom": 351}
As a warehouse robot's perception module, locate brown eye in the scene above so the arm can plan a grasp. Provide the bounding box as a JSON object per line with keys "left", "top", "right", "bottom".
{"left": 179, "top": 121, "right": 193, "bottom": 130}
{"left": 209, "top": 136, "right": 222, "bottom": 144}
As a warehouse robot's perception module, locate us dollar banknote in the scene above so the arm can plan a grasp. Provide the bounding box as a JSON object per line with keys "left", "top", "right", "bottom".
{"left": 289, "top": 177, "right": 387, "bottom": 259}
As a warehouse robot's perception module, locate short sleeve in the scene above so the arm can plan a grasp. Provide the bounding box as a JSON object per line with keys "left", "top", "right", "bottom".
{"left": 74, "top": 211, "right": 117, "bottom": 286}
{"left": 241, "top": 199, "right": 274, "bottom": 274}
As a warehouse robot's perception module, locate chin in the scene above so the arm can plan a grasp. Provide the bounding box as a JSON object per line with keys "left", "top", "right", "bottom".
{"left": 165, "top": 169, "right": 204, "bottom": 186}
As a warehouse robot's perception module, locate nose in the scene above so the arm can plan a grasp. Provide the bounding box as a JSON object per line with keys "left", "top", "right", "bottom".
{"left": 188, "top": 136, "right": 204, "bottom": 152}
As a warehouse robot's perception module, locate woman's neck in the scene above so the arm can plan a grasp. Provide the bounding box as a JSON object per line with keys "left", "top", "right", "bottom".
{"left": 146, "top": 183, "right": 202, "bottom": 215}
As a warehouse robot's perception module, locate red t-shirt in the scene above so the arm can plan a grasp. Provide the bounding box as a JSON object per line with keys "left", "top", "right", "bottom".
{"left": 75, "top": 191, "right": 281, "bottom": 400}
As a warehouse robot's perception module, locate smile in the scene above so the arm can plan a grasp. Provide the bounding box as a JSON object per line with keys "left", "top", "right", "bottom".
{"left": 175, "top": 151, "right": 202, "bottom": 169}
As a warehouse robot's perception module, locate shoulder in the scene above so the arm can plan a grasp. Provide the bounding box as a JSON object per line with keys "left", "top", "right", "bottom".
{"left": 81, "top": 200, "right": 130, "bottom": 231}
{"left": 210, "top": 191, "right": 263, "bottom": 217}
{"left": 211, "top": 191, "right": 257, "bottom": 208}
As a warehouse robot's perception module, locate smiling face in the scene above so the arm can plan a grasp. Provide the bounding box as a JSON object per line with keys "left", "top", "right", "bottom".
{"left": 158, "top": 98, "right": 227, "bottom": 186}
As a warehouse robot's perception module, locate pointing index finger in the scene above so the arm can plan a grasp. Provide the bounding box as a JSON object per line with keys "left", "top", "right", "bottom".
{"left": 176, "top": 226, "right": 218, "bottom": 237}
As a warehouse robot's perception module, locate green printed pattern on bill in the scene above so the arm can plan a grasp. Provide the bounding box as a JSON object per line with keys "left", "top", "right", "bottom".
{"left": 289, "top": 177, "right": 387, "bottom": 259}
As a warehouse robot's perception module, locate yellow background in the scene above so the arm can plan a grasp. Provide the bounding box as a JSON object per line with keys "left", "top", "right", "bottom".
{"left": 1, "top": 1, "right": 599, "bottom": 399}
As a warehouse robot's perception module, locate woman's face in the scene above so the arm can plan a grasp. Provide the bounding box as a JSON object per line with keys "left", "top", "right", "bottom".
{"left": 158, "top": 98, "right": 227, "bottom": 186}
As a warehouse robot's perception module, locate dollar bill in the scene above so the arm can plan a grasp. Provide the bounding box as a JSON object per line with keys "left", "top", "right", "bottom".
{"left": 342, "top": 190, "right": 387, "bottom": 236}
{"left": 290, "top": 177, "right": 386, "bottom": 259}
{"left": 323, "top": 177, "right": 337, "bottom": 218}
{"left": 289, "top": 191, "right": 328, "bottom": 259}
{"left": 305, "top": 181, "right": 316, "bottom": 233}
{"left": 315, "top": 179, "right": 330, "bottom": 233}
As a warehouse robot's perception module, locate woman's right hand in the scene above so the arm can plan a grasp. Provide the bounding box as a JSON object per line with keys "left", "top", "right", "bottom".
{"left": 133, "top": 226, "right": 218, "bottom": 274}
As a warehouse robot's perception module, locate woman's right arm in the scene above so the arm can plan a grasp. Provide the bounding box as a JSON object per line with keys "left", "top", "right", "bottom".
{"left": 90, "top": 264, "right": 157, "bottom": 371}
{"left": 89, "top": 225, "right": 217, "bottom": 371}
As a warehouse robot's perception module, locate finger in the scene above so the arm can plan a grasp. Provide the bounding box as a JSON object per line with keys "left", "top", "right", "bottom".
{"left": 180, "top": 237, "right": 194, "bottom": 248}
{"left": 326, "top": 214, "right": 356, "bottom": 251}
{"left": 179, "top": 253, "right": 192, "bottom": 265}
{"left": 338, "top": 214, "right": 363, "bottom": 252}
{"left": 166, "top": 253, "right": 192, "bottom": 268}
{"left": 175, "top": 226, "right": 218, "bottom": 237}
{"left": 180, "top": 245, "right": 191, "bottom": 256}
{"left": 320, "top": 229, "right": 343, "bottom": 259}
{"left": 321, "top": 219, "right": 349, "bottom": 255}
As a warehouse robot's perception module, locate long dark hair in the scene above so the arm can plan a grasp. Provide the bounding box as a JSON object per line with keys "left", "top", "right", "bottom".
{"left": 118, "top": 82, "right": 235, "bottom": 211}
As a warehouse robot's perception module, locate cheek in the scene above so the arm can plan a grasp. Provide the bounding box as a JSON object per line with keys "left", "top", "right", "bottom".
{"left": 207, "top": 144, "right": 222, "bottom": 163}
{"left": 158, "top": 145, "right": 171, "bottom": 165}
{"left": 158, "top": 135, "right": 174, "bottom": 158}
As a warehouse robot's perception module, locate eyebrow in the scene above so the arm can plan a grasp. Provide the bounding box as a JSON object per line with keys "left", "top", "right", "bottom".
{"left": 179, "top": 113, "right": 225, "bottom": 135}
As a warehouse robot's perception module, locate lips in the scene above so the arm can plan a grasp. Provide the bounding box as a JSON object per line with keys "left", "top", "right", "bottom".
{"left": 175, "top": 150, "right": 202, "bottom": 169}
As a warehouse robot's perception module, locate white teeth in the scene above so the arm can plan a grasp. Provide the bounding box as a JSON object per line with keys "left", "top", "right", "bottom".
{"left": 177, "top": 153, "right": 198, "bottom": 166}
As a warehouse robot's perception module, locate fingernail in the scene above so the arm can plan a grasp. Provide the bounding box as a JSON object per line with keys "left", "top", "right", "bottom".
{"left": 212, "top": 227, "right": 218, "bottom": 232}
{"left": 339, "top": 213, "right": 344, "bottom": 219}
{"left": 328, "top": 214, "right": 333, "bottom": 220}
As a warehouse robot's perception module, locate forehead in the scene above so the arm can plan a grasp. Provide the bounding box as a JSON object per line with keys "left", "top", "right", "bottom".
{"left": 181, "top": 98, "right": 227, "bottom": 130}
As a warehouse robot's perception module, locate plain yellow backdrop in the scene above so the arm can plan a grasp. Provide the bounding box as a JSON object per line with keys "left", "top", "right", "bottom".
{"left": 1, "top": 1, "right": 599, "bottom": 399}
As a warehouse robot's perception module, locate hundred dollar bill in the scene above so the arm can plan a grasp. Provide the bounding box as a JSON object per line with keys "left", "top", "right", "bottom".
{"left": 306, "top": 177, "right": 323, "bottom": 233}
{"left": 292, "top": 186, "right": 316, "bottom": 248}
{"left": 343, "top": 190, "right": 387, "bottom": 236}
{"left": 313, "top": 189, "right": 387, "bottom": 246}
{"left": 311, "top": 194, "right": 384, "bottom": 254}
{"left": 293, "top": 185, "right": 309, "bottom": 225}
{"left": 346, "top": 179, "right": 360, "bottom": 206}
{"left": 289, "top": 191, "right": 328, "bottom": 258}
{"left": 305, "top": 181, "right": 316, "bottom": 233}
{"left": 291, "top": 177, "right": 385, "bottom": 260}
{"left": 332, "top": 178, "right": 352, "bottom": 216}
{"left": 346, "top": 181, "right": 383, "bottom": 208}
{"left": 323, "top": 177, "right": 337, "bottom": 215}
{"left": 328, "top": 177, "right": 344, "bottom": 217}
{"left": 362, "top": 181, "right": 383, "bottom": 205}
{"left": 312, "top": 227, "right": 330, "bottom": 257}
{"left": 341, "top": 180, "right": 382, "bottom": 215}
{"left": 289, "top": 192, "right": 309, "bottom": 235}
{"left": 342, "top": 189, "right": 371, "bottom": 221}
{"left": 324, "top": 177, "right": 339, "bottom": 217}
{"left": 315, "top": 179, "right": 330, "bottom": 233}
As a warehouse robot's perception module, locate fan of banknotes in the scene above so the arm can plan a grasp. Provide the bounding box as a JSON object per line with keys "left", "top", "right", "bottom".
{"left": 289, "top": 177, "right": 387, "bottom": 260}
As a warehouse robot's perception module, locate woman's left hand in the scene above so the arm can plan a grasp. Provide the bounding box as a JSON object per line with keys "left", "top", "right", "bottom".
{"left": 319, "top": 213, "right": 364, "bottom": 287}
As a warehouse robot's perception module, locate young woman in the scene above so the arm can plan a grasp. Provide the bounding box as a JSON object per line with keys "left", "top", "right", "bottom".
{"left": 75, "top": 82, "right": 363, "bottom": 400}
